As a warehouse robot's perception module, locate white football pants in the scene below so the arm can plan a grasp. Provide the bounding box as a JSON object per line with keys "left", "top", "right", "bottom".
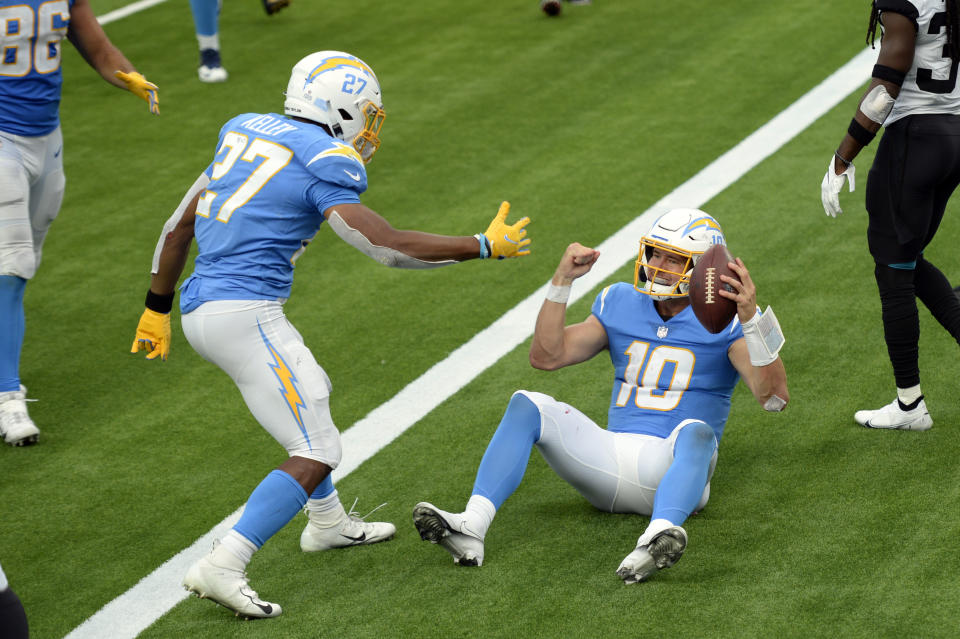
{"left": 181, "top": 299, "right": 342, "bottom": 467}
{"left": 521, "top": 390, "right": 717, "bottom": 515}
{"left": 0, "top": 128, "right": 66, "bottom": 279}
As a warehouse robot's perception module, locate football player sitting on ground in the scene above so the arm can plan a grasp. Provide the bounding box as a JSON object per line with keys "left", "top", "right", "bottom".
{"left": 0, "top": 0, "right": 158, "bottom": 447}
{"left": 130, "top": 51, "right": 531, "bottom": 618}
{"left": 413, "top": 209, "right": 787, "bottom": 583}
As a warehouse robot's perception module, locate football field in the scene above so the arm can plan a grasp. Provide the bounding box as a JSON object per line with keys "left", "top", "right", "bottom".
{"left": 4, "top": 1, "right": 960, "bottom": 638}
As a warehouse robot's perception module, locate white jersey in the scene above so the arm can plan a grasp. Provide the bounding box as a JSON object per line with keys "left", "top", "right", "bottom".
{"left": 881, "top": 0, "right": 960, "bottom": 124}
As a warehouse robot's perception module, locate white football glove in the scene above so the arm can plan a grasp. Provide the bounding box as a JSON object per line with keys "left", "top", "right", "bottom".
{"left": 821, "top": 155, "right": 855, "bottom": 218}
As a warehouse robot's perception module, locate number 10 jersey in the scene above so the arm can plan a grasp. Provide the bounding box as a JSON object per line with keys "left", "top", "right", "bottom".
{"left": 591, "top": 283, "right": 743, "bottom": 443}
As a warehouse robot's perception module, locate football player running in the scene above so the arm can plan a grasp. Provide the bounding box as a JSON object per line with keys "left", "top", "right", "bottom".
{"left": 130, "top": 51, "right": 530, "bottom": 618}
{"left": 0, "top": 0, "right": 158, "bottom": 447}
{"left": 820, "top": 0, "right": 960, "bottom": 430}
{"left": 413, "top": 209, "right": 787, "bottom": 584}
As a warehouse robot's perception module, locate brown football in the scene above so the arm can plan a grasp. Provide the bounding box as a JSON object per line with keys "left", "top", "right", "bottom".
{"left": 689, "top": 244, "right": 739, "bottom": 333}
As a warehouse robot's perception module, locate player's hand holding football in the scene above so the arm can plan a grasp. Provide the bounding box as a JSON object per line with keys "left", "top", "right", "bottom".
{"left": 482, "top": 201, "right": 531, "bottom": 259}
{"left": 717, "top": 257, "right": 758, "bottom": 323}
{"left": 821, "top": 154, "right": 855, "bottom": 217}
{"left": 130, "top": 308, "right": 171, "bottom": 361}
{"left": 115, "top": 70, "right": 160, "bottom": 115}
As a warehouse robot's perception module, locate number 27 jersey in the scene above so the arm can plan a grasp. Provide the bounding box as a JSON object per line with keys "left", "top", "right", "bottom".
{"left": 180, "top": 113, "right": 367, "bottom": 313}
{"left": 591, "top": 282, "right": 743, "bottom": 443}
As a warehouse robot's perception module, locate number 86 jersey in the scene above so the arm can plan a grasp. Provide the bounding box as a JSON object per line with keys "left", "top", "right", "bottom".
{"left": 591, "top": 283, "right": 743, "bottom": 444}
{"left": 0, "top": 0, "right": 73, "bottom": 136}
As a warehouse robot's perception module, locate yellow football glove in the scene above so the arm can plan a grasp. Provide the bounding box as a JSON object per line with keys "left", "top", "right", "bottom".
{"left": 131, "top": 308, "right": 171, "bottom": 361}
{"left": 482, "top": 201, "right": 531, "bottom": 259}
{"left": 114, "top": 70, "right": 159, "bottom": 115}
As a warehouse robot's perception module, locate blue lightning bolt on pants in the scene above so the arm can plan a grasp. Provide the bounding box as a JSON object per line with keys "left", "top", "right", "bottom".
{"left": 181, "top": 300, "right": 343, "bottom": 466}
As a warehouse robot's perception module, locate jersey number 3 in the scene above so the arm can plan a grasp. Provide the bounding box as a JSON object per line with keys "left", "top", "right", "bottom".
{"left": 917, "top": 11, "right": 960, "bottom": 94}
{"left": 197, "top": 131, "right": 293, "bottom": 223}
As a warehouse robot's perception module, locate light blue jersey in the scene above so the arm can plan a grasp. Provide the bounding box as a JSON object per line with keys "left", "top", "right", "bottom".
{"left": 591, "top": 282, "right": 742, "bottom": 442}
{"left": 0, "top": 0, "right": 73, "bottom": 136}
{"left": 180, "top": 113, "right": 367, "bottom": 313}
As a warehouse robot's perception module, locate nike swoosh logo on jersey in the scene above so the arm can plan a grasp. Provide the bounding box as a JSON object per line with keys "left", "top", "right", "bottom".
{"left": 340, "top": 531, "right": 366, "bottom": 543}
{"left": 54, "top": 146, "right": 62, "bottom": 158}
{"left": 344, "top": 169, "right": 361, "bottom": 181}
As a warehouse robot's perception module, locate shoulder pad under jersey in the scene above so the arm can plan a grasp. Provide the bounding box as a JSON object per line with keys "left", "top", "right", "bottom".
{"left": 302, "top": 140, "right": 368, "bottom": 192}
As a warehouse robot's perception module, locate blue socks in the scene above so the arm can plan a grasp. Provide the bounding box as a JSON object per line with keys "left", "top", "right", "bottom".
{"left": 309, "top": 473, "right": 336, "bottom": 500}
{"left": 471, "top": 393, "right": 541, "bottom": 509}
{"left": 189, "top": 0, "right": 219, "bottom": 36}
{"left": 0, "top": 275, "right": 26, "bottom": 392}
{"left": 651, "top": 421, "right": 717, "bottom": 525}
{"left": 233, "top": 469, "right": 308, "bottom": 547}
{"left": 469, "top": 394, "right": 716, "bottom": 528}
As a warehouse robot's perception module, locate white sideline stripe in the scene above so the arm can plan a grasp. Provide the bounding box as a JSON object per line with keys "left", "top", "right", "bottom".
{"left": 97, "top": 0, "right": 168, "bottom": 25}
{"left": 64, "top": 46, "right": 877, "bottom": 639}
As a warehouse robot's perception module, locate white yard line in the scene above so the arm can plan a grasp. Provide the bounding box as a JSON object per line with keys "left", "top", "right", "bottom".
{"left": 97, "top": 0, "right": 168, "bottom": 25}
{"left": 64, "top": 24, "right": 877, "bottom": 639}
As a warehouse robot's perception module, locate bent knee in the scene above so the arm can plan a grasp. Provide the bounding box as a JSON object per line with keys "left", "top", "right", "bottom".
{"left": 0, "top": 247, "right": 37, "bottom": 280}
{"left": 676, "top": 420, "right": 717, "bottom": 454}
{"left": 507, "top": 391, "right": 543, "bottom": 424}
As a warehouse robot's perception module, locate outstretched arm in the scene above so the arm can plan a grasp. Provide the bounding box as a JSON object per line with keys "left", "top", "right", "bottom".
{"left": 324, "top": 201, "right": 530, "bottom": 267}
{"left": 529, "top": 242, "right": 607, "bottom": 371}
{"left": 66, "top": 0, "right": 159, "bottom": 113}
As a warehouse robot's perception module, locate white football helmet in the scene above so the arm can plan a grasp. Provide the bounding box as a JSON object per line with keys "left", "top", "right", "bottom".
{"left": 283, "top": 51, "right": 385, "bottom": 163}
{"left": 634, "top": 208, "right": 726, "bottom": 299}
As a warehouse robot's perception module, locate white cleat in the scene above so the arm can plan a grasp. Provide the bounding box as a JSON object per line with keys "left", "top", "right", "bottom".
{"left": 0, "top": 386, "right": 39, "bottom": 447}
{"left": 412, "top": 502, "right": 485, "bottom": 567}
{"left": 198, "top": 65, "right": 228, "bottom": 83}
{"left": 183, "top": 555, "right": 281, "bottom": 619}
{"left": 300, "top": 501, "right": 396, "bottom": 552}
{"left": 616, "top": 526, "right": 687, "bottom": 584}
{"left": 855, "top": 397, "right": 932, "bottom": 431}
{"left": 198, "top": 49, "right": 228, "bottom": 83}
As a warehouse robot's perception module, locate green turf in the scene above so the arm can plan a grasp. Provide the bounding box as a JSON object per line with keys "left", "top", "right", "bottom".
{"left": 3, "top": 0, "right": 960, "bottom": 637}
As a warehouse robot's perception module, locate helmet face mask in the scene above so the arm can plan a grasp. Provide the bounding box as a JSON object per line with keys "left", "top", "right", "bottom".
{"left": 284, "top": 51, "right": 385, "bottom": 163}
{"left": 634, "top": 208, "right": 726, "bottom": 300}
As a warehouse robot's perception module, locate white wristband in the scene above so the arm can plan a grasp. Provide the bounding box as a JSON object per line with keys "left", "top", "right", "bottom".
{"left": 741, "top": 306, "right": 785, "bottom": 367}
{"left": 546, "top": 283, "right": 571, "bottom": 304}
